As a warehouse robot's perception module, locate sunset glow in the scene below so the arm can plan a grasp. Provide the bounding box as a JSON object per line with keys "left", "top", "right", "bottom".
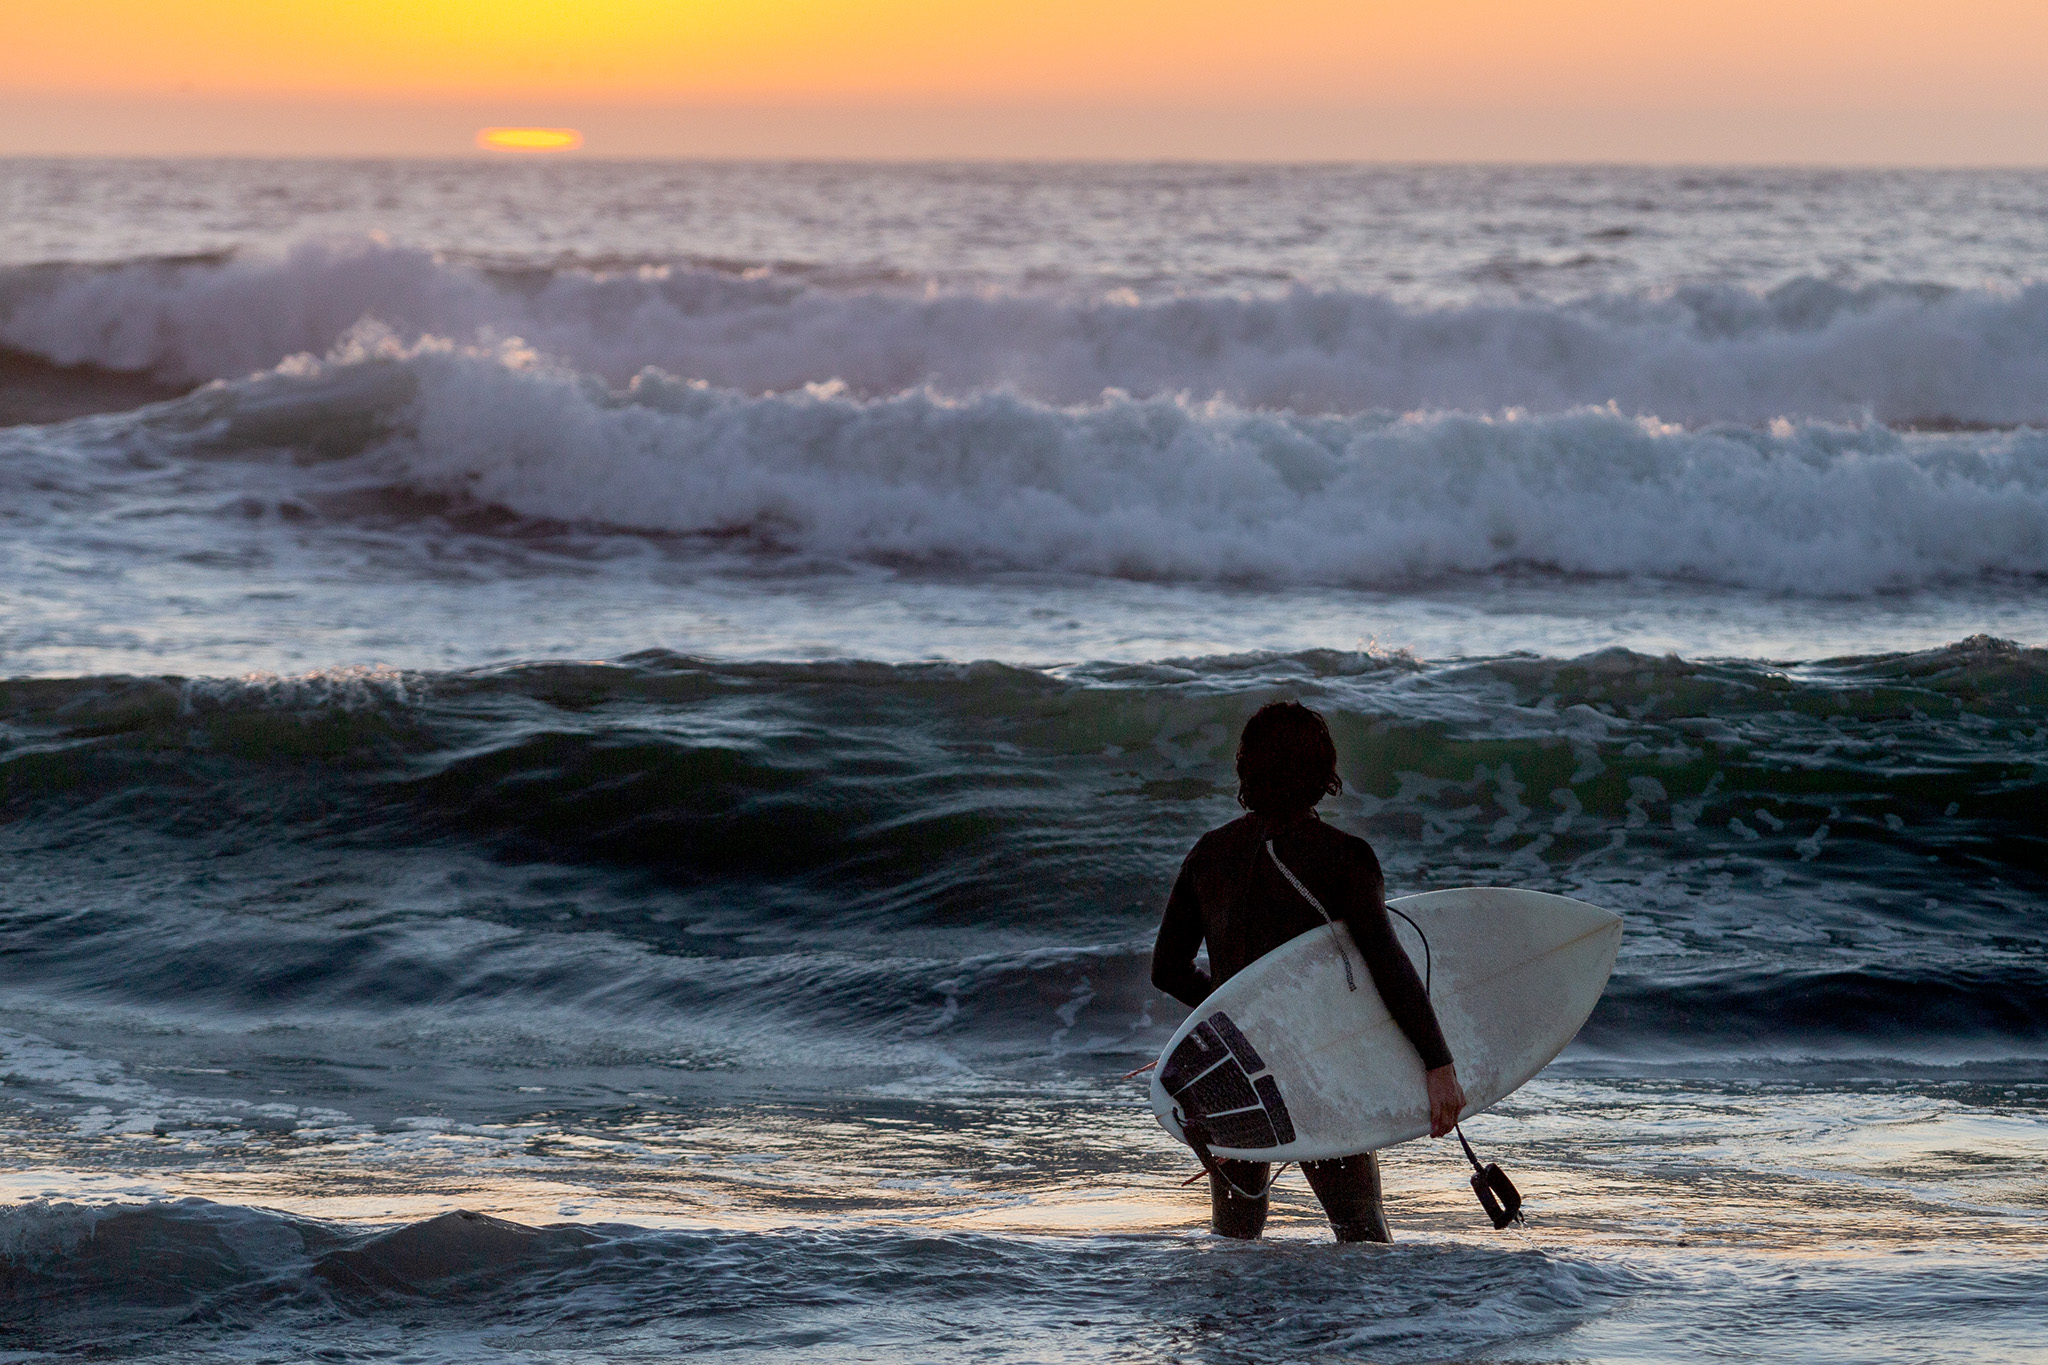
{"left": 3, "top": 1, "right": 2045, "bottom": 160}
{"left": 9, "top": 1, "right": 2048, "bottom": 107}
{"left": 477, "top": 126, "right": 583, "bottom": 152}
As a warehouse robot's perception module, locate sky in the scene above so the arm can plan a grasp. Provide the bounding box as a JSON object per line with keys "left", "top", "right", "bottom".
{"left": 4, "top": 0, "right": 2047, "bottom": 161}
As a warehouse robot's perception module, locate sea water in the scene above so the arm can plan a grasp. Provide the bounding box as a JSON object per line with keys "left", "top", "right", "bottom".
{"left": 0, "top": 160, "right": 2043, "bottom": 1362}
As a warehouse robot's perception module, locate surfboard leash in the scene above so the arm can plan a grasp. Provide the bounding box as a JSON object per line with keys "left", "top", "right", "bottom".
{"left": 1174, "top": 1107, "right": 1290, "bottom": 1200}
{"left": 1456, "top": 1126, "right": 1526, "bottom": 1229}
{"left": 1386, "top": 905, "right": 1431, "bottom": 986}
{"left": 1388, "top": 901, "right": 1525, "bottom": 1231}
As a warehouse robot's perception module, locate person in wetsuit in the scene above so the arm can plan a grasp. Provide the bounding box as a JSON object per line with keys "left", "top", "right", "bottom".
{"left": 1151, "top": 700, "right": 1466, "bottom": 1242}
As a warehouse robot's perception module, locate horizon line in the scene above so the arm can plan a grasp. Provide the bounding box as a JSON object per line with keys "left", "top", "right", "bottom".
{"left": 8, "top": 152, "right": 2048, "bottom": 170}
{"left": 7, "top": 97, "right": 2043, "bottom": 165}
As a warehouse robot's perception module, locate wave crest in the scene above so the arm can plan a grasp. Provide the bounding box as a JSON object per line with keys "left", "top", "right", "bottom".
{"left": 7, "top": 240, "right": 2048, "bottom": 424}
{"left": 138, "top": 340, "right": 2048, "bottom": 592}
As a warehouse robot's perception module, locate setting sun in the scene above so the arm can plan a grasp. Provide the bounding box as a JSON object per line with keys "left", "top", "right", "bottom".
{"left": 476, "top": 125, "right": 583, "bottom": 152}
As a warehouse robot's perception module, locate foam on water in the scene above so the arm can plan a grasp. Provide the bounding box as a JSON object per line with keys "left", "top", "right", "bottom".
{"left": 9, "top": 241, "right": 2048, "bottom": 424}
{"left": 56, "top": 335, "right": 2047, "bottom": 593}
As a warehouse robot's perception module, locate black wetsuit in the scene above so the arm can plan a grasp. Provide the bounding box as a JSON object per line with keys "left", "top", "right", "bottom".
{"left": 1150, "top": 809, "right": 1452, "bottom": 1241}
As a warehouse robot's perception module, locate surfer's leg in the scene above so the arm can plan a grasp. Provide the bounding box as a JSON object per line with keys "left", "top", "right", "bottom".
{"left": 1207, "top": 1160, "right": 1271, "bottom": 1239}
{"left": 1302, "top": 1152, "right": 1391, "bottom": 1243}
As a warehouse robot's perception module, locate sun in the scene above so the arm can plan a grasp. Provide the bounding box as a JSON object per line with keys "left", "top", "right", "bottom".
{"left": 476, "top": 127, "right": 584, "bottom": 153}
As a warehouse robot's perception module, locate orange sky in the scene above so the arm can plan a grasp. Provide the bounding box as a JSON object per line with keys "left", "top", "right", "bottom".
{"left": 4, "top": 1, "right": 2047, "bottom": 159}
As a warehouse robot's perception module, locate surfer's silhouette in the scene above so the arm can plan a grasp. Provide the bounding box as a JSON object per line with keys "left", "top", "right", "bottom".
{"left": 1151, "top": 700, "right": 1466, "bottom": 1241}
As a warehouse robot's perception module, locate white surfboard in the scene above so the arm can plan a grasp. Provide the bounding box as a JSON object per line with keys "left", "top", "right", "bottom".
{"left": 1149, "top": 888, "right": 1621, "bottom": 1162}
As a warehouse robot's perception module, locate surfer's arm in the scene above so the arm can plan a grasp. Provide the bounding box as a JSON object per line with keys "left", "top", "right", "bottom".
{"left": 1150, "top": 860, "right": 1213, "bottom": 1007}
{"left": 1341, "top": 853, "right": 1454, "bottom": 1073}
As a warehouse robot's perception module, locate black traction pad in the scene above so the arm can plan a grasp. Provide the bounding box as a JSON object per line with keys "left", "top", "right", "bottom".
{"left": 1253, "top": 1075, "right": 1296, "bottom": 1145}
{"left": 1161, "top": 1009, "right": 1294, "bottom": 1152}
{"left": 1202, "top": 1104, "right": 1279, "bottom": 1150}
{"left": 1179, "top": 1058, "right": 1259, "bottom": 1116}
{"left": 1208, "top": 1013, "right": 1266, "bottom": 1073}
{"left": 1158, "top": 1019, "right": 1228, "bottom": 1094}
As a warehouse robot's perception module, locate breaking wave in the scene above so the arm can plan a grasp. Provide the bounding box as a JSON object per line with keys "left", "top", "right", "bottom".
{"left": 76, "top": 336, "right": 2048, "bottom": 592}
{"left": 7, "top": 240, "right": 2048, "bottom": 424}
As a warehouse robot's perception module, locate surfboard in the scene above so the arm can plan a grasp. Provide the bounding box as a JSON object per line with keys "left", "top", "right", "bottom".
{"left": 1149, "top": 887, "right": 1621, "bottom": 1162}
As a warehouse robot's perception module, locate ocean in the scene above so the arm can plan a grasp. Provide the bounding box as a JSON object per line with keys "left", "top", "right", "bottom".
{"left": 0, "top": 158, "right": 2043, "bottom": 1362}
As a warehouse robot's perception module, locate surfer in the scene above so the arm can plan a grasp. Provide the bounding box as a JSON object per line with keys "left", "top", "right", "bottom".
{"left": 1151, "top": 700, "right": 1466, "bottom": 1242}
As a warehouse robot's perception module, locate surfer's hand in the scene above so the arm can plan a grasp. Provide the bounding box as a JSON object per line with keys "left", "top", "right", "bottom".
{"left": 1426, "top": 1065, "right": 1465, "bottom": 1137}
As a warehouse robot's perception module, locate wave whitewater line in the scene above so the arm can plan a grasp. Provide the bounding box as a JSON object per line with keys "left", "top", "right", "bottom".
{"left": 15, "top": 333, "right": 2048, "bottom": 593}
{"left": 6, "top": 240, "right": 2048, "bottom": 424}
{"left": 3, "top": 640, "right": 2044, "bottom": 1055}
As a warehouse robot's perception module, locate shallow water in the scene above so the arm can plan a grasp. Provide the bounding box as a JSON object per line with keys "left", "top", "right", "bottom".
{"left": 0, "top": 159, "right": 2043, "bottom": 1362}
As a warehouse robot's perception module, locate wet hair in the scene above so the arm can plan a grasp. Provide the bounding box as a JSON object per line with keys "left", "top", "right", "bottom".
{"left": 1235, "top": 701, "right": 1343, "bottom": 814}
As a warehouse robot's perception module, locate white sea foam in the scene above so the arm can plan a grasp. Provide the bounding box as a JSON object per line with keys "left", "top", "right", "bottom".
{"left": 187, "top": 336, "right": 2048, "bottom": 593}
{"left": 9, "top": 240, "right": 2048, "bottom": 424}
